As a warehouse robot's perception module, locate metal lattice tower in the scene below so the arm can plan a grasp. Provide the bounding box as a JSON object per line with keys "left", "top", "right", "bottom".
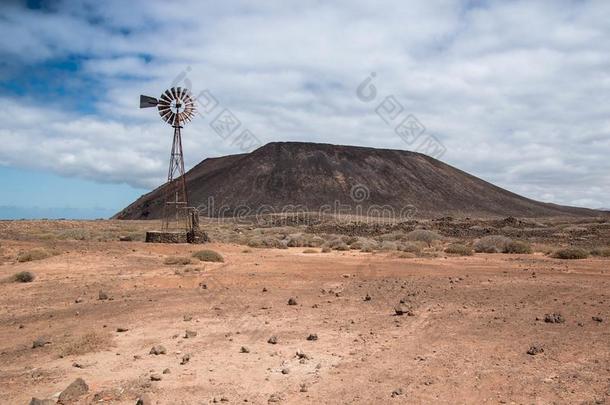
{"left": 140, "top": 88, "right": 196, "bottom": 232}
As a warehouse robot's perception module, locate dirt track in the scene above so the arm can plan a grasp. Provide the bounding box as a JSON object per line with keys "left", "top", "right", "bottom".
{"left": 0, "top": 237, "right": 609, "bottom": 404}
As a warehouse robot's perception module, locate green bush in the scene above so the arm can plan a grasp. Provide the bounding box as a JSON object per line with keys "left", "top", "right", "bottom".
{"left": 552, "top": 247, "right": 589, "bottom": 260}
{"left": 192, "top": 249, "right": 224, "bottom": 262}
{"left": 503, "top": 240, "right": 532, "bottom": 254}
{"left": 12, "top": 271, "right": 35, "bottom": 283}
{"left": 406, "top": 230, "right": 441, "bottom": 247}
{"left": 474, "top": 235, "right": 512, "bottom": 253}
{"left": 163, "top": 256, "right": 191, "bottom": 265}
{"left": 444, "top": 243, "right": 473, "bottom": 256}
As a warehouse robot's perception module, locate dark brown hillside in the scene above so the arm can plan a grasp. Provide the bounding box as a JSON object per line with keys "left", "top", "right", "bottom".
{"left": 114, "top": 142, "right": 601, "bottom": 219}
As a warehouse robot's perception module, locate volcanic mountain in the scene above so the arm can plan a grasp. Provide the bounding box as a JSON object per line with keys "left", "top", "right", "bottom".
{"left": 114, "top": 142, "right": 600, "bottom": 219}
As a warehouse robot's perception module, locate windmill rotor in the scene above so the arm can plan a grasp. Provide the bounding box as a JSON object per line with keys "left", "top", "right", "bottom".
{"left": 140, "top": 87, "right": 197, "bottom": 126}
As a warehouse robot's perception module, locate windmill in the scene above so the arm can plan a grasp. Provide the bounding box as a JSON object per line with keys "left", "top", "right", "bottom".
{"left": 140, "top": 87, "right": 204, "bottom": 243}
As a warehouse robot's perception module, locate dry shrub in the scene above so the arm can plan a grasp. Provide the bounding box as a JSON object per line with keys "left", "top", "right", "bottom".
{"left": 397, "top": 252, "right": 417, "bottom": 259}
{"left": 401, "top": 242, "right": 422, "bottom": 254}
{"left": 241, "top": 249, "right": 252, "bottom": 253}
{"left": 192, "top": 249, "right": 224, "bottom": 262}
{"left": 303, "top": 248, "right": 318, "bottom": 254}
{"left": 11, "top": 271, "right": 35, "bottom": 283}
{"left": 474, "top": 235, "right": 512, "bottom": 253}
{"left": 17, "top": 248, "right": 58, "bottom": 263}
{"left": 247, "top": 237, "right": 287, "bottom": 249}
{"left": 503, "top": 240, "right": 532, "bottom": 254}
{"left": 590, "top": 247, "right": 610, "bottom": 257}
{"left": 163, "top": 256, "right": 191, "bottom": 265}
{"left": 380, "top": 241, "right": 399, "bottom": 251}
{"left": 444, "top": 243, "right": 473, "bottom": 256}
{"left": 59, "top": 331, "right": 114, "bottom": 357}
{"left": 406, "top": 230, "right": 441, "bottom": 247}
{"left": 321, "top": 246, "right": 331, "bottom": 253}
{"left": 552, "top": 247, "right": 589, "bottom": 260}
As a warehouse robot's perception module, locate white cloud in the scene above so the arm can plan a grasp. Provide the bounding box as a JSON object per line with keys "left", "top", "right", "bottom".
{"left": 1, "top": 0, "right": 610, "bottom": 208}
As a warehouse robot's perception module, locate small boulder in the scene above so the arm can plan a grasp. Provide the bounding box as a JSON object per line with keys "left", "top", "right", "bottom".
{"left": 306, "top": 333, "right": 318, "bottom": 341}
{"left": 98, "top": 290, "right": 109, "bottom": 300}
{"left": 180, "top": 353, "right": 191, "bottom": 365}
{"left": 149, "top": 345, "right": 166, "bottom": 355}
{"left": 288, "top": 297, "right": 297, "bottom": 306}
{"left": 58, "top": 378, "right": 88, "bottom": 404}
{"left": 592, "top": 316, "right": 603, "bottom": 323}
{"left": 527, "top": 344, "right": 544, "bottom": 355}
{"left": 267, "top": 335, "right": 278, "bottom": 345}
{"left": 136, "top": 394, "right": 152, "bottom": 405}
{"left": 32, "top": 337, "right": 50, "bottom": 348}
{"left": 116, "top": 327, "right": 129, "bottom": 332}
{"left": 391, "top": 388, "right": 404, "bottom": 397}
{"left": 544, "top": 313, "right": 565, "bottom": 323}
{"left": 184, "top": 330, "right": 197, "bottom": 338}
{"left": 150, "top": 374, "right": 162, "bottom": 381}
{"left": 240, "top": 346, "right": 250, "bottom": 353}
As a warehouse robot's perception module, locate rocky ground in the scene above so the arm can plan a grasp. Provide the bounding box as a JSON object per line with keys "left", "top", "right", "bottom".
{"left": 0, "top": 220, "right": 609, "bottom": 404}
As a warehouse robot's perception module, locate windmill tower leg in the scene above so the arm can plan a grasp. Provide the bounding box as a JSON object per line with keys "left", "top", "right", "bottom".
{"left": 162, "top": 124, "right": 189, "bottom": 231}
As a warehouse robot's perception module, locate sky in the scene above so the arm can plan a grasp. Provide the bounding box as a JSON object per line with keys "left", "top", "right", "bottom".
{"left": 0, "top": 0, "right": 609, "bottom": 219}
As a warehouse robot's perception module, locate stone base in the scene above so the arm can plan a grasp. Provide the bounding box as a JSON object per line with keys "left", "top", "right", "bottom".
{"left": 145, "top": 230, "right": 209, "bottom": 244}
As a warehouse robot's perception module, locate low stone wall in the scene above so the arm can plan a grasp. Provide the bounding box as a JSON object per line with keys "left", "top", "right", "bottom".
{"left": 145, "top": 230, "right": 210, "bottom": 244}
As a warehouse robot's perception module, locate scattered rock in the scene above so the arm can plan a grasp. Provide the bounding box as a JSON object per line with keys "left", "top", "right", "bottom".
{"left": 184, "top": 330, "right": 197, "bottom": 338}
{"left": 98, "top": 290, "right": 109, "bottom": 300}
{"left": 72, "top": 362, "right": 84, "bottom": 368}
{"left": 150, "top": 374, "right": 162, "bottom": 381}
{"left": 262, "top": 287, "right": 268, "bottom": 292}
{"left": 58, "top": 378, "right": 89, "bottom": 404}
{"left": 299, "top": 383, "right": 308, "bottom": 392}
{"left": 267, "top": 336, "right": 278, "bottom": 345}
{"left": 394, "top": 305, "right": 414, "bottom": 316}
{"left": 544, "top": 313, "right": 565, "bottom": 323}
{"left": 391, "top": 388, "right": 404, "bottom": 397}
{"left": 527, "top": 344, "right": 544, "bottom": 355}
{"left": 32, "top": 337, "right": 50, "bottom": 348}
{"left": 296, "top": 350, "right": 310, "bottom": 360}
{"left": 74, "top": 297, "right": 83, "bottom": 304}
{"left": 268, "top": 393, "right": 282, "bottom": 403}
{"left": 288, "top": 297, "right": 297, "bottom": 306}
{"left": 162, "top": 368, "right": 171, "bottom": 374}
{"left": 116, "top": 327, "right": 129, "bottom": 332}
{"left": 240, "top": 346, "right": 250, "bottom": 353}
{"left": 183, "top": 315, "right": 192, "bottom": 321}
{"left": 149, "top": 345, "right": 167, "bottom": 355}
{"left": 306, "top": 333, "right": 318, "bottom": 341}
{"left": 592, "top": 316, "right": 603, "bottom": 323}
{"left": 364, "top": 294, "right": 372, "bottom": 301}
{"left": 281, "top": 368, "right": 290, "bottom": 374}
{"left": 180, "top": 353, "right": 191, "bottom": 365}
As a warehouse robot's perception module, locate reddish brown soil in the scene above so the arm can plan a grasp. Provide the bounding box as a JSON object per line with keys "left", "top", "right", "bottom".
{"left": 0, "top": 234, "right": 609, "bottom": 404}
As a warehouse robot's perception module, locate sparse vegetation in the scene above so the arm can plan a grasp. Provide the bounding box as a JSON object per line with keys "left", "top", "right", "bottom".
{"left": 163, "top": 256, "right": 192, "bottom": 265}
{"left": 474, "top": 235, "right": 512, "bottom": 253}
{"left": 503, "top": 240, "right": 532, "bottom": 254}
{"left": 590, "top": 247, "right": 610, "bottom": 257}
{"left": 192, "top": 249, "right": 224, "bottom": 262}
{"left": 401, "top": 242, "right": 422, "bottom": 255}
{"left": 59, "top": 331, "right": 113, "bottom": 357}
{"left": 406, "top": 230, "right": 441, "bottom": 247}
{"left": 11, "top": 271, "right": 35, "bottom": 283}
{"left": 17, "top": 248, "right": 58, "bottom": 262}
{"left": 303, "top": 248, "right": 318, "bottom": 254}
{"left": 321, "top": 246, "right": 331, "bottom": 253}
{"left": 552, "top": 247, "right": 589, "bottom": 260}
{"left": 444, "top": 243, "right": 473, "bottom": 256}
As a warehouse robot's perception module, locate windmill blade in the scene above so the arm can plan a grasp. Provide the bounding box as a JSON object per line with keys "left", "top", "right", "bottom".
{"left": 176, "top": 87, "right": 184, "bottom": 100}
{"left": 140, "top": 95, "right": 158, "bottom": 108}
{"left": 161, "top": 89, "right": 172, "bottom": 103}
{"left": 170, "top": 87, "right": 178, "bottom": 99}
